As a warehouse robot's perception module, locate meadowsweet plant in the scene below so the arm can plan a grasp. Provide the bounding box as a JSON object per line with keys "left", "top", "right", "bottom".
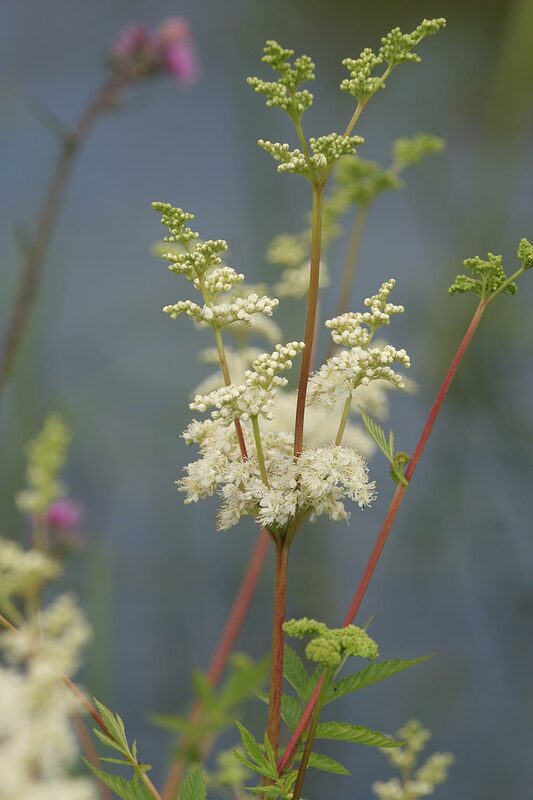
{"left": 1, "top": 16, "right": 531, "bottom": 800}
{"left": 144, "top": 17, "right": 531, "bottom": 800}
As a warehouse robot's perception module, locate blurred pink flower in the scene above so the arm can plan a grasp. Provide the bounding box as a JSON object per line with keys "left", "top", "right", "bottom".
{"left": 110, "top": 17, "right": 198, "bottom": 84}
{"left": 45, "top": 499, "right": 83, "bottom": 531}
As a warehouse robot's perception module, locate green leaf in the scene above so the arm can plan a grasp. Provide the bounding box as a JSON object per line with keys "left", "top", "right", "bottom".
{"left": 178, "top": 766, "right": 206, "bottom": 800}
{"left": 256, "top": 690, "right": 304, "bottom": 730}
{"left": 84, "top": 763, "right": 152, "bottom": 800}
{"left": 192, "top": 670, "right": 215, "bottom": 708}
{"left": 148, "top": 713, "right": 192, "bottom": 734}
{"left": 93, "top": 699, "right": 131, "bottom": 758}
{"left": 315, "top": 722, "right": 401, "bottom": 748}
{"left": 235, "top": 721, "right": 277, "bottom": 779}
{"left": 307, "top": 752, "right": 351, "bottom": 775}
{"left": 283, "top": 645, "right": 312, "bottom": 700}
{"left": 358, "top": 408, "right": 395, "bottom": 464}
{"left": 219, "top": 655, "right": 269, "bottom": 710}
{"left": 326, "top": 656, "right": 432, "bottom": 704}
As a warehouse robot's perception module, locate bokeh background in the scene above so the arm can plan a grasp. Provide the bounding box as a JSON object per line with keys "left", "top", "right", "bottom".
{"left": 1, "top": 0, "right": 532, "bottom": 796}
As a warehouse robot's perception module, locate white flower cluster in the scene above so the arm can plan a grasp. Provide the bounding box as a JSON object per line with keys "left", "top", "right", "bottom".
{"left": 372, "top": 719, "right": 454, "bottom": 800}
{"left": 180, "top": 420, "right": 375, "bottom": 531}
{"left": 309, "top": 345, "right": 410, "bottom": 410}
{"left": 258, "top": 133, "right": 363, "bottom": 180}
{"left": 154, "top": 203, "right": 280, "bottom": 332}
{"left": 326, "top": 279, "right": 404, "bottom": 347}
{"left": 190, "top": 342, "right": 304, "bottom": 423}
{"left": 164, "top": 239, "right": 228, "bottom": 282}
{"left": 309, "top": 280, "right": 410, "bottom": 409}
{"left": 0, "top": 537, "right": 60, "bottom": 602}
{"left": 0, "top": 594, "right": 96, "bottom": 800}
{"left": 163, "top": 293, "right": 279, "bottom": 327}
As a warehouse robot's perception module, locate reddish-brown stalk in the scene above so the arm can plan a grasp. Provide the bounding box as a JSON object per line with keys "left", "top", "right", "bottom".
{"left": 265, "top": 539, "right": 290, "bottom": 756}
{"left": 0, "top": 72, "right": 131, "bottom": 397}
{"left": 278, "top": 299, "right": 487, "bottom": 775}
{"left": 293, "top": 184, "right": 324, "bottom": 457}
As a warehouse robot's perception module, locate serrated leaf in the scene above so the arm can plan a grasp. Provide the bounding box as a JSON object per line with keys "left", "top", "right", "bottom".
{"left": 84, "top": 763, "right": 152, "bottom": 800}
{"left": 93, "top": 699, "right": 130, "bottom": 757}
{"left": 178, "top": 766, "right": 206, "bottom": 800}
{"left": 283, "top": 645, "right": 311, "bottom": 700}
{"left": 256, "top": 690, "right": 304, "bottom": 729}
{"left": 235, "top": 721, "right": 277, "bottom": 778}
{"left": 325, "top": 656, "right": 432, "bottom": 704}
{"left": 359, "top": 408, "right": 395, "bottom": 464}
{"left": 315, "top": 722, "right": 401, "bottom": 747}
{"left": 307, "top": 752, "right": 351, "bottom": 775}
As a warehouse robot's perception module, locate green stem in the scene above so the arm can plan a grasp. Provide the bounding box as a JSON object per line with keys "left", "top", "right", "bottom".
{"left": 252, "top": 415, "right": 269, "bottom": 486}
{"left": 291, "top": 670, "right": 330, "bottom": 800}
{"left": 293, "top": 184, "right": 324, "bottom": 457}
{"left": 213, "top": 325, "right": 248, "bottom": 460}
{"left": 327, "top": 207, "right": 369, "bottom": 359}
{"left": 335, "top": 395, "right": 353, "bottom": 446}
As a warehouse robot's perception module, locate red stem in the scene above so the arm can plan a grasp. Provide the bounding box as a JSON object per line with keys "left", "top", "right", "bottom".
{"left": 278, "top": 300, "right": 487, "bottom": 774}
{"left": 266, "top": 540, "right": 290, "bottom": 758}
{"left": 294, "top": 185, "right": 324, "bottom": 457}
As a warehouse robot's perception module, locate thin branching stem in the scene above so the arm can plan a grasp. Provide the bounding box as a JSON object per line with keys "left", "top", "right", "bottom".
{"left": 0, "top": 72, "right": 130, "bottom": 398}
{"left": 278, "top": 299, "right": 488, "bottom": 774}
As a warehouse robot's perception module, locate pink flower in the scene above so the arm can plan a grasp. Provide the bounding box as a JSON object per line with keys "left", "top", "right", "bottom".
{"left": 45, "top": 499, "right": 83, "bottom": 531}
{"left": 154, "top": 17, "right": 199, "bottom": 83}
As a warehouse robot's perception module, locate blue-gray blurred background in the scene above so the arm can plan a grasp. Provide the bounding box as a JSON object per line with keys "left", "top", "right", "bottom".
{"left": 1, "top": 0, "right": 532, "bottom": 797}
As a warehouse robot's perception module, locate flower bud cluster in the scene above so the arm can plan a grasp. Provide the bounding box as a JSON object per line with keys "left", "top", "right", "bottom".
{"left": 247, "top": 40, "right": 315, "bottom": 120}
{"left": 163, "top": 294, "right": 279, "bottom": 327}
{"left": 330, "top": 279, "right": 404, "bottom": 340}
{"left": 449, "top": 251, "right": 517, "bottom": 298}
{"left": 379, "top": 19, "right": 446, "bottom": 66}
{"left": 190, "top": 343, "right": 304, "bottom": 423}
{"left": 258, "top": 133, "right": 363, "bottom": 181}
{"left": 341, "top": 19, "right": 446, "bottom": 102}
{"left": 309, "top": 346, "right": 410, "bottom": 410}
{"left": 283, "top": 617, "right": 378, "bottom": 667}
{"left": 392, "top": 134, "right": 445, "bottom": 170}
{"left": 154, "top": 203, "right": 281, "bottom": 330}
{"left": 16, "top": 414, "right": 71, "bottom": 516}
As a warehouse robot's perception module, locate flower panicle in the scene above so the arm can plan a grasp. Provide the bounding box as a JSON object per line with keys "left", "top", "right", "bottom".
{"left": 153, "top": 201, "right": 280, "bottom": 330}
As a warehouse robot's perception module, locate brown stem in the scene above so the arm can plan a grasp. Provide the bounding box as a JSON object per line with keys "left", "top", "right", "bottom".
{"left": 293, "top": 184, "right": 324, "bottom": 457}
{"left": 265, "top": 539, "right": 290, "bottom": 758}
{"left": 0, "top": 73, "right": 129, "bottom": 397}
{"left": 278, "top": 299, "right": 487, "bottom": 774}
{"left": 161, "top": 530, "right": 271, "bottom": 800}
